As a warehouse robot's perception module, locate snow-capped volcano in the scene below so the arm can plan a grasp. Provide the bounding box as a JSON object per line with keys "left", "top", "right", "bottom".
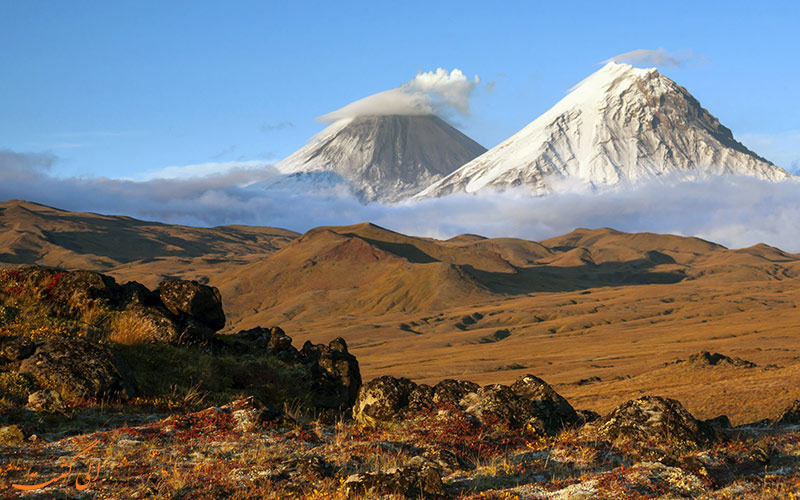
{"left": 274, "top": 114, "right": 486, "bottom": 203}
{"left": 416, "top": 62, "right": 791, "bottom": 198}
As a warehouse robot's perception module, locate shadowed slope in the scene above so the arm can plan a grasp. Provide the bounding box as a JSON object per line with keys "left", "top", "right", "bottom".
{"left": 0, "top": 200, "right": 298, "bottom": 287}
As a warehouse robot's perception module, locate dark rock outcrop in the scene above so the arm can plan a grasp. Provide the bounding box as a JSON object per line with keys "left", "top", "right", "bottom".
{"left": 300, "top": 337, "right": 362, "bottom": 410}
{"left": 344, "top": 462, "right": 444, "bottom": 499}
{"left": 353, "top": 373, "right": 577, "bottom": 434}
{"left": 511, "top": 374, "right": 581, "bottom": 434}
{"left": 685, "top": 351, "right": 756, "bottom": 368}
{"left": 18, "top": 337, "right": 138, "bottom": 400}
{"left": 773, "top": 400, "right": 800, "bottom": 427}
{"left": 353, "top": 376, "right": 417, "bottom": 427}
{"left": 432, "top": 379, "right": 479, "bottom": 406}
{"left": 158, "top": 279, "right": 225, "bottom": 331}
{"left": 591, "top": 396, "right": 716, "bottom": 447}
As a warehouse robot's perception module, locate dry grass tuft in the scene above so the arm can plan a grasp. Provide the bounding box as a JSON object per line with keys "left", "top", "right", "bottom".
{"left": 109, "top": 311, "right": 155, "bottom": 345}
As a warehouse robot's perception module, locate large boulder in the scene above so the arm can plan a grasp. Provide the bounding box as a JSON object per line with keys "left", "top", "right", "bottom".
{"left": 353, "top": 373, "right": 579, "bottom": 434}
{"left": 301, "top": 337, "right": 361, "bottom": 410}
{"left": 461, "top": 384, "right": 527, "bottom": 427}
{"left": 158, "top": 280, "right": 225, "bottom": 331}
{"left": 432, "top": 379, "right": 479, "bottom": 406}
{"left": 591, "top": 396, "right": 716, "bottom": 447}
{"left": 511, "top": 374, "right": 581, "bottom": 434}
{"left": 47, "top": 269, "right": 120, "bottom": 310}
{"left": 353, "top": 376, "right": 417, "bottom": 427}
{"left": 18, "top": 337, "right": 138, "bottom": 400}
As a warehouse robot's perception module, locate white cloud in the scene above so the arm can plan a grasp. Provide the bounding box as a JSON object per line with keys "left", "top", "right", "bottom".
{"left": 3, "top": 150, "right": 800, "bottom": 252}
{"left": 604, "top": 48, "right": 702, "bottom": 68}
{"left": 134, "top": 160, "right": 278, "bottom": 182}
{"left": 318, "top": 68, "right": 481, "bottom": 123}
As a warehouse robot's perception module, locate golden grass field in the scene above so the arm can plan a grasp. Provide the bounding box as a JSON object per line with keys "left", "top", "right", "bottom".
{"left": 2, "top": 199, "right": 799, "bottom": 424}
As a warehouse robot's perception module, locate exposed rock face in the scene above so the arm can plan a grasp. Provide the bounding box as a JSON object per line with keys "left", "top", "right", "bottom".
{"left": 432, "top": 379, "right": 479, "bottom": 406}
{"left": 773, "top": 400, "right": 800, "bottom": 427}
{"left": 353, "top": 373, "right": 577, "bottom": 434}
{"left": 227, "top": 326, "right": 298, "bottom": 355}
{"left": 353, "top": 376, "right": 417, "bottom": 427}
{"left": 18, "top": 337, "right": 138, "bottom": 400}
{"left": 511, "top": 374, "right": 581, "bottom": 434}
{"left": 158, "top": 280, "right": 225, "bottom": 331}
{"left": 461, "top": 384, "right": 529, "bottom": 426}
{"left": 684, "top": 351, "right": 757, "bottom": 368}
{"left": 222, "top": 328, "right": 362, "bottom": 412}
{"left": 300, "top": 337, "right": 362, "bottom": 410}
{"left": 592, "top": 396, "right": 716, "bottom": 446}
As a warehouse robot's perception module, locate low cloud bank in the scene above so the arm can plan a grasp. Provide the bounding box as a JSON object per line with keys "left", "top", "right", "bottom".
{"left": 2, "top": 149, "right": 800, "bottom": 252}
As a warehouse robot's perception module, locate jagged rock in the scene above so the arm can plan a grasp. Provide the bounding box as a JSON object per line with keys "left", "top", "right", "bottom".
{"left": 353, "top": 376, "right": 417, "bottom": 427}
{"left": 267, "top": 326, "right": 293, "bottom": 351}
{"left": 685, "top": 351, "right": 756, "bottom": 368}
{"left": 227, "top": 326, "right": 296, "bottom": 355}
{"left": 353, "top": 373, "right": 578, "bottom": 433}
{"left": 592, "top": 396, "right": 716, "bottom": 446}
{"left": 457, "top": 375, "right": 579, "bottom": 433}
{"left": 432, "top": 379, "right": 479, "bottom": 406}
{"left": 301, "top": 337, "right": 361, "bottom": 410}
{"left": 773, "top": 400, "right": 800, "bottom": 427}
{"left": 27, "top": 389, "right": 69, "bottom": 414}
{"left": 344, "top": 464, "right": 444, "bottom": 499}
{"left": 158, "top": 279, "right": 225, "bottom": 331}
{"left": 0, "top": 336, "right": 36, "bottom": 361}
{"left": 18, "top": 337, "right": 137, "bottom": 400}
{"left": 511, "top": 374, "right": 581, "bottom": 433}
{"left": 0, "top": 424, "right": 26, "bottom": 445}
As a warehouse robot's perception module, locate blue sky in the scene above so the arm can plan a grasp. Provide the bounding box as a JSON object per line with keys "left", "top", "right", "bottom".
{"left": 2, "top": 0, "right": 799, "bottom": 179}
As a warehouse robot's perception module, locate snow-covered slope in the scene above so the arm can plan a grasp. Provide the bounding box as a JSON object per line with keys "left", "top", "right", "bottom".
{"left": 274, "top": 114, "right": 486, "bottom": 203}
{"left": 417, "top": 62, "right": 791, "bottom": 198}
